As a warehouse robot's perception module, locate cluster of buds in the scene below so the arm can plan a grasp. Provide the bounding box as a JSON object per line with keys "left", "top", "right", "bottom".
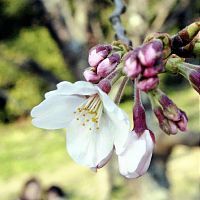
{"left": 149, "top": 89, "right": 188, "bottom": 135}
{"left": 124, "top": 40, "right": 163, "bottom": 92}
{"left": 83, "top": 20, "right": 199, "bottom": 140}
{"left": 84, "top": 44, "right": 121, "bottom": 84}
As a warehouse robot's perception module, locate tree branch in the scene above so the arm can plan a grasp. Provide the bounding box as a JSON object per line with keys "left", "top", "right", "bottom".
{"left": 33, "top": 0, "right": 87, "bottom": 80}
{"left": 109, "top": 0, "right": 132, "bottom": 46}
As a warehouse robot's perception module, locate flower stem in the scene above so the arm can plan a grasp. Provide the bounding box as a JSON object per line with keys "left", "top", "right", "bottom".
{"left": 114, "top": 76, "right": 128, "bottom": 105}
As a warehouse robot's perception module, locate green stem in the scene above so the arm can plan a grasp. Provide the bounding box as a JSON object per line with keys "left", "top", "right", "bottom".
{"left": 148, "top": 91, "right": 159, "bottom": 109}
{"left": 114, "top": 76, "right": 128, "bottom": 105}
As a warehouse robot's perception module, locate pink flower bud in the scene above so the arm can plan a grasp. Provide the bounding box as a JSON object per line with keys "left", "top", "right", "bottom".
{"left": 137, "top": 77, "right": 159, "bottom": 92}
{"left": 118, "top": 130, "right": 154, "bottom": 178}
{"left": 143, "top": 64, "right": 163, "bottom": 77}
{"left": 97, "top": 53, "right": 120, "bottom": 78}
{"left": 189, "top": 68, "right": 200, "bottom": 94}
{"left": 154, "top": 107, "right": 178, "bottom": 135}
{"left": 138, "top": 40, "right": 163, "bottom": 67}
{"left": 83, "top": 69, "right": 101, "bottom": 83}
{"left": 124, "top": 51, "right": 142, "bottom": 79}
{"left": 88, "top": 44, "right": 112, "bottom": 67}
{"left": 97, "top": 79, "right": 112, "bottom": 94}
{"left": 176, "top": 110, "right": 188, "bottom": 131}
{"left": 159, "top": 95, "right": 181, "bottom": 121}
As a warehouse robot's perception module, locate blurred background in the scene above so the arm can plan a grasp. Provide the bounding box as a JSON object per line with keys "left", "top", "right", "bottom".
{"left": 0, "top": 0, "right": 199, "bottom": 199}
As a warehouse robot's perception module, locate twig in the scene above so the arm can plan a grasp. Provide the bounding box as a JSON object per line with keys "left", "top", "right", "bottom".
{"left": 109, "top": 0, "right": 131, "bottom": 104}
{"left": 109, "top": 0, "right": 132, "bottom": 46}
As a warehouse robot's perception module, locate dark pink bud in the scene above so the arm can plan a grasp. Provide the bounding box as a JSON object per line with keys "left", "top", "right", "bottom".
{"left": 88, "top": 44, "right": 112, "bottom": 67}
{"left": 97, "top": 79, "right": 111, "bottom": 94}
{"left": 138, "top": 40, "right": 163, "bottom": 67}
{"left": 154, "top": 107, "right": 178, "bottom": 135}
{"left": 176, "top": 110, "right": 188, "bottom": 131}
{"left": 124, "top": 50, "right": 142, "bottom": 80}
{"left": 137, "top": 77, "right": 159, "bottom": 92}
{"left": 97, "top": 53, "right": 120, "bottom": 78}
{"left": 143, "top": 65, "right": 163, "bottom": 77}
{"left": 133, "top": 103, "right": 147, "bottom": 136}
{"left": 83, "top": 69, "right": 101, "bottom": 83}
{"left": 189, "top": 69, "right": 200, "bottom": 94}
{"left": 159, "top": 95, "right": 181, "bottom": 121}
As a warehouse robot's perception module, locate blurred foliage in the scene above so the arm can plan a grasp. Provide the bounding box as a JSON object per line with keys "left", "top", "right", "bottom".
{"left": 0, "top": 27, "right": 72, "bottom": 120}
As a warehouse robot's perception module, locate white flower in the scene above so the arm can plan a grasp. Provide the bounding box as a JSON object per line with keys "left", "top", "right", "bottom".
{"left": 31, "top": 81, "right": 130, "bottom": 169}
{"left": 118, "top": 130, "right": 154, "bottom": 178}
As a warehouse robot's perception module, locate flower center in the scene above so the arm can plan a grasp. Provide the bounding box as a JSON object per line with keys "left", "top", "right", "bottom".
{"left": 73, "top": 95, "right": 103, "bottom": 131}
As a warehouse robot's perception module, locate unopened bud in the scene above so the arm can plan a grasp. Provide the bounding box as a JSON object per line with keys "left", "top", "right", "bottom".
{"left": 137, "top": 77, "right": 159, "bottom": 92}
{"left": 88, "top": 44, "right": 112, "bottom": 67}
{"left": 159, "top": 94, "right": 181, "bottom": 121}
{"left": 143, "top": 64, "right": 163, "bottom": 77}
{"left": 124, "top": 50, "right": 142, "bottom": 79}
{"left": 97, "top": 79, "right": 111, "bottom": 94}
{"left": 138, "top": 40, "right": 163, "bottom": 67}
{"left": 189, "top": 68, "right": 200, "bottom": 94}
{"left": 177, "top": 110, "right": 188, "bottom": 131}
{"left": 83, "top": 69, "right": 101, "bottom": 83}
{"left": 97, "top": 53, "right": 120, "bottom": 78}
{"left": 154, "top": 107, "right": 178, "bottom": 135}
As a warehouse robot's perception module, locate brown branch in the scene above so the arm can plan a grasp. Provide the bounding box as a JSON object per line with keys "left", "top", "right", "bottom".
{"left": 109, "top": 0, "right": 132, "bottom": 105}
{"left": 109, "top": 0, "right": 132, "bottom": 46}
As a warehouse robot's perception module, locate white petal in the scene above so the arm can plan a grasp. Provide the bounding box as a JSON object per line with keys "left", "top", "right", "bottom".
{"left": 96, "top": 148, "right": 114, "bottom": 169}
{"left": 66, "top": 114, "right": 114, "bottom": 168}
{"left": 45, "top": 81, "right": 73, "bottom": 99}
{"left": 45, "top": 81, "right": 97, "bottom": 99}
{"left": 31, "top": 95, "right": 84, "bottom": 129}
{"left": 118, "top": 132, "right": 145, "bottom": 176}
{"left": 95, "top": 87, "right": 130, "bottom": 154}
{"left": 134, "top": 130, "right": 154, "bottom": 175}
{"left": 97, "top": 87, "right": 116, "bottom": 112}
{"left": 106, "top": 108, "right": 130, "bottom": 155}
{"left": 118, "top": 130, "right": 154, "bottom": 178}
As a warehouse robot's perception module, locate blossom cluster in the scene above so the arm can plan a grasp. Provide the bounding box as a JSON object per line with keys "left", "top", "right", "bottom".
{"left": 31, "top": 22, "right": 200, "bottom": 179}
